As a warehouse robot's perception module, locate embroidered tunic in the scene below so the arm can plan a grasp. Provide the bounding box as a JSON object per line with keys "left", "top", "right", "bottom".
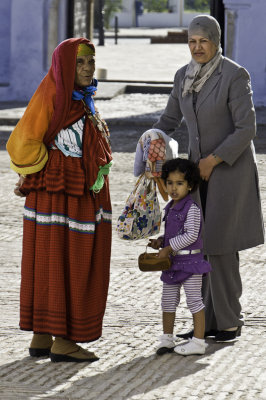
{"left": 54, "top": 116, "right": 85, "bottom": 157}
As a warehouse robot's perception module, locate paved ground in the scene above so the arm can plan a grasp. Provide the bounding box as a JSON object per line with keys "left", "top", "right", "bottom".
{"left": 0, "top": 34, "right": 266, "bottom": 400}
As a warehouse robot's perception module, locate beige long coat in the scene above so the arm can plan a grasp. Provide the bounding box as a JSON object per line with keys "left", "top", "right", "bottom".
{"left": 154, "top": 57, "right": 264, "bottom": 255}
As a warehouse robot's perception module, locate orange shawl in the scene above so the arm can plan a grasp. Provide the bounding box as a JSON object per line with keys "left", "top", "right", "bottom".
{"left": 6, "top": 38, "right": 97, "bottom": 175}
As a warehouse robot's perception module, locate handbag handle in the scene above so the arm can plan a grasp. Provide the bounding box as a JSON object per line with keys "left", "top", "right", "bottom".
{"left": 133, "top": 174, "right": 156, "bottom": 198}
{"left": 143, "top": 245, "right": 159, "bottom": 258}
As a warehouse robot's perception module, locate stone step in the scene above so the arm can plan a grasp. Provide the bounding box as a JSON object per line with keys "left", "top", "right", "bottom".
{"left": 151, "top": 30, "right": 188, "bottom": 44}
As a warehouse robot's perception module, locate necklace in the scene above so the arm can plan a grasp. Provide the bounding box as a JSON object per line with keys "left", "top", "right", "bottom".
{"left": 81, "top": 99, "right": 111, "bottom": 147}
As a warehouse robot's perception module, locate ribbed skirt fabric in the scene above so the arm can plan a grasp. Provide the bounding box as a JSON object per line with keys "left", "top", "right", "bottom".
{"left": 20, "top": 183, "right": 112, "bottom": 343}
{"left": 20, "top": 150, "right": 86, "bottom": 196}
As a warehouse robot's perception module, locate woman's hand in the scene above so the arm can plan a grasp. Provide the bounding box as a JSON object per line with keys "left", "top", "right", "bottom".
{"left": 198, "top": 154, "right": 222, "bottom": 181}
{"left": 158, "top": 246, "right": 172, "bottom": 259}
{"left": 14, "top": 175, "right": 26, "bottom": 197}
{"left": 148, "top": 238, "right": 163, "bottom": 250}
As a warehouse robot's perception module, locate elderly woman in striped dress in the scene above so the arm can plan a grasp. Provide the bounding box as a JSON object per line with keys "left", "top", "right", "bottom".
{"left": 6, "top": 38, "right": 112, "bottom": 362}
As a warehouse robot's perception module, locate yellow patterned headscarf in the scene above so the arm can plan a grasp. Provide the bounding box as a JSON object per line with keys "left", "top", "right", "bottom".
{"left": 77, "top": 43, "right": 95, "bottom": 56}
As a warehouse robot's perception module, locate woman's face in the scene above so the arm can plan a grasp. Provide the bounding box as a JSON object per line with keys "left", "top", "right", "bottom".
{"left": 188, "top": 35, "right": 217, "bottom": 64}
{"left": 75, "top": 54, "right": 95, "bottom": 87}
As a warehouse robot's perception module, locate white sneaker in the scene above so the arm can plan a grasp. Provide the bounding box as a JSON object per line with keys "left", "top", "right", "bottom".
{"left": 156, "top": 334, "right": 175, "bottom": 355}
{"left": 174, "top": 337, "right": 208, "bottom": 356}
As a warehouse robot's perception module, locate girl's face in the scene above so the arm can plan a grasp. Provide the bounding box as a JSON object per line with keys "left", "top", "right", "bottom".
{"left": 165, "top": 171, "right": 191, "bottom": 205}
{"left": 188, "top": 34, "right": 217, "bottom": 64}
{"left": 75, "top": 55, "right": 95, "bottom": 87}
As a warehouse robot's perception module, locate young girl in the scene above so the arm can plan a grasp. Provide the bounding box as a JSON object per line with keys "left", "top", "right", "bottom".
{"left": 149, "top": 158, "right": 211, "bottom": 356}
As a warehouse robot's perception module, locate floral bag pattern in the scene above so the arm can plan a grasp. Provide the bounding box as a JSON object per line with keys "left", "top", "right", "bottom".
{"left": 116, "top": 174, "right": 161, "bottom": 240}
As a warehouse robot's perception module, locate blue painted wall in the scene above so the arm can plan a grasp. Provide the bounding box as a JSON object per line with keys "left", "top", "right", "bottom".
{"left": 0, "top": 2, "right": 11, "bottom": 85}
{"left": 0, "top": 0, "right": 67, "bottom": 102}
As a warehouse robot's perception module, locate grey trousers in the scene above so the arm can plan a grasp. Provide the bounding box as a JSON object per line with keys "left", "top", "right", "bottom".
{"left": 203, "top": 252, "right": 244, "bottom": 331}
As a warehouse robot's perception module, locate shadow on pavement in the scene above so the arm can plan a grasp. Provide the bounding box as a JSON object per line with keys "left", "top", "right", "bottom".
{"left": 109, "top": 123, "right": 189, "bottom": 154}
{"left": 0, "top": 354, "right": 206, "bottom": 398}
{"left": 0, "top": 341, "right": 236, "bottom": 399}
{"left": 109, "top": 122, "right": 266, "bottom": 154}
{"left": 1, "top": 119, "right": 265, "bottom": 154}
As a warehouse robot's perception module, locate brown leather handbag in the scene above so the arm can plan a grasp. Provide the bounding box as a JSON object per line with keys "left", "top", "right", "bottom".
{"left": 138, "top": 248, "right": 171, "bottom": 272}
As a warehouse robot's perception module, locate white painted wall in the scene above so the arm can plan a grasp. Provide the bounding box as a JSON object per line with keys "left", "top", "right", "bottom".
{"left": 223, "top": 0, "right": 266, "bottom": 106}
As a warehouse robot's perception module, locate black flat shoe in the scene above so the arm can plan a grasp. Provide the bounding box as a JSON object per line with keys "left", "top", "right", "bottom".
{"left": 176, "top": 329, "right": 194, "bottom": 339}
{"left": 29, "top": 347, "right": 51, "bottom": 357}
{"left": 176, "top": 329, "right": 218, "bottom": 339}
{"left": 156, "top": 347, "right": 175, "bottom": 356}
{"left": 214, "top": 326, "right": 242, "bottom": 342}
{"left": 204, "top": 329, "right": 219, "bottom": 337}
{"left": 50, "top": 350, "right": 99, "bottom": 363}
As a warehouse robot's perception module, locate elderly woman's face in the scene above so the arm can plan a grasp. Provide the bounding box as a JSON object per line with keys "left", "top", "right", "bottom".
{"left": 75, "top": 55, "right": 95, "bottom": 87}
{"left": 188, "top": 35, "right": 217, "bottom": 64}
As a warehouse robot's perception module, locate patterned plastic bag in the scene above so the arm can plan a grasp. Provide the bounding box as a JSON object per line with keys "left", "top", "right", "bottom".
{"left": 116, "top": 174, "right": 161, "bottom": 240}
{"left": 134, "top": 128, "right": 179, "bottom": 178}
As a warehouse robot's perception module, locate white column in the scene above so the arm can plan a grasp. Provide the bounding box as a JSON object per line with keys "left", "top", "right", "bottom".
{"left": 178, "top": 0, "right": 184, "bottom": 27}
{"left": 223, "top": 0, "right": 266, "bottom": 106}
{"left": 47, "top": 0, "right": 60, "bottom": 69}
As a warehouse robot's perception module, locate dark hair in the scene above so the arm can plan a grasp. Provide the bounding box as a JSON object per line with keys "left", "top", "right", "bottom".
{"left": 161, "top": 158, "right": 200, "bottom": 192}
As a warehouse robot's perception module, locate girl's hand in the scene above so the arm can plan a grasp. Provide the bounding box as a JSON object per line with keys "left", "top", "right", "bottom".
{"left": 148, "top": 238, "right": 163, "bottom": 250}
{"left": 158, "top": 246, "right": 172, "bottom": 259}
{"left": 14, "top": 175, "right": 26, "bottom": 197}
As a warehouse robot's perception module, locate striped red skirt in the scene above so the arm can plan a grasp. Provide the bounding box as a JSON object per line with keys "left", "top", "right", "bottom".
{"left": 20, "top": 182, "right": 112, "bottom": 342}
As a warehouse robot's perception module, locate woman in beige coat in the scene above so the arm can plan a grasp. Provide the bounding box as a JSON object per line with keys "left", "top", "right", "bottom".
{"left": 154, "top": 15, "right": 264, "bottom": 342}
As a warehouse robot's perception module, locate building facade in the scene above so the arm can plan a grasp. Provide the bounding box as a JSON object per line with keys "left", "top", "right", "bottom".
{"left": 0, "top": 0, "right": 68, "bottom": 102}
{"left": 223, "top": 0, "right": 266, "bottom": 106}
{"left": 110, "top": 0, "right": 203, "bottom": 28}
{"left": 0, "top": 0, "right": 265, "bottom": 106}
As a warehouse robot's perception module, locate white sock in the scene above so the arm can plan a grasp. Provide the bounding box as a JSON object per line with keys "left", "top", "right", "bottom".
{"left": 163, "top": 333, "right": 173, "bottom": 338}
{"left": 192, "top": 336, "right": 205, "bottom": 345}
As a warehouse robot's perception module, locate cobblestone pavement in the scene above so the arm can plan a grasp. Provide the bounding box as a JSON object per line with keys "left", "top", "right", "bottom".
{"left": 0, "top": 94, "right": 266, "bottom": 399}
{"left": 0, "top": 35, "right": 266, "bottom": 398}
